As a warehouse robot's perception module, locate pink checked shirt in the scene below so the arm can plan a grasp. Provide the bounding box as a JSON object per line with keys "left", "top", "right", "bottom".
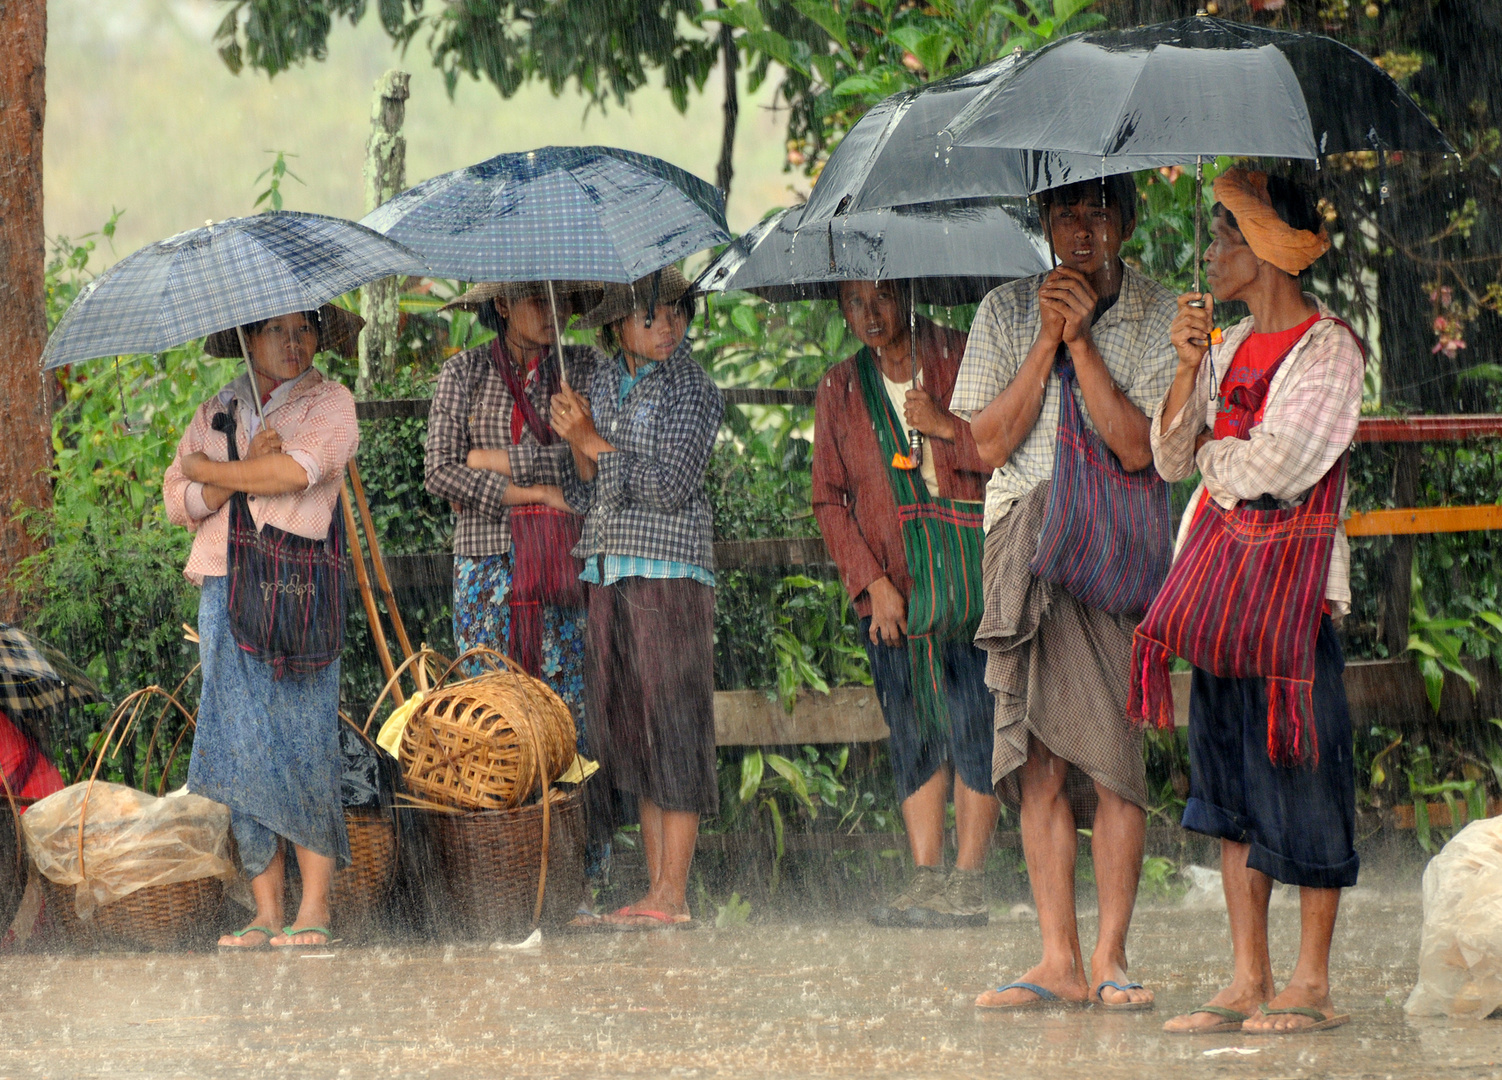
{"left": 163, "top": 369, "right": 360, "bottom": 585}
{"left": 1151, "top": 299, "right": 1365, "bottom": 618}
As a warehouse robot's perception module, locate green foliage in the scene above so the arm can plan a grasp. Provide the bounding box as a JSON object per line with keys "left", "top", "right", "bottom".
{"left": 770, "top": 574, "right": 871, "bottom": 711}
{"left": 704, "top": 0, "right": 1103, "bottom": 172}
{"left": 714, "top": 890, "right": 753, "bottom": 927}
{"left": 1137, "top": 855, "right": 1182, "bottom": 903}
{"left": 211, "top": 1, "right": 718, "bottom": 113}
{"left": 253, "top": 150, "right": 304, "bottom": 212}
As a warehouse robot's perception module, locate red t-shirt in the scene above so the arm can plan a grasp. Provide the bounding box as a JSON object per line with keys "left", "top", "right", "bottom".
{"left": 1212, "top": 313, "right": 1321, "bottom": 441}
{"left": 0, "top": 711, "right": 64, "bottom": 806}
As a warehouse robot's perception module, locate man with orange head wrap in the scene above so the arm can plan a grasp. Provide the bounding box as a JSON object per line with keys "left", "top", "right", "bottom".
{"left": 1149, "top": 170, "right": 1364, "bottom": 1035}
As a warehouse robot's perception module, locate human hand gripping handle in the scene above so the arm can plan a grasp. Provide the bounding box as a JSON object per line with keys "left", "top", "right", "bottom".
{"left": 550, "top": 383, "right": 613, "bottom": 482}
{"left": 1161, "top": 293, "right": 1217, "bottom": 443}
{"left": 903, "top": 387, "right": 957, "bottom": 442}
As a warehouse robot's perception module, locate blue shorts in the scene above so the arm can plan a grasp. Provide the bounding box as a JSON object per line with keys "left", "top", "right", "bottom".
{"left": 1182, "top": 616, "right": 1359, "bottom": 889}
{"left": 861, "top": 618, "right": 994, "bottom": 802}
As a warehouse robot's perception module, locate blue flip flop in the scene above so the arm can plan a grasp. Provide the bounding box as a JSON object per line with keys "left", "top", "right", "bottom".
{"left": 1095, "top": 979, "right": 1154, "bottom": 1012}
{"left": 977, "top": 981, "right": 1076, "bottom": 1010}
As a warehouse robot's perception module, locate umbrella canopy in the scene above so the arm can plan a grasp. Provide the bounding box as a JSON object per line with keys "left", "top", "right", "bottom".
{"left": 946, "top": 16, "right": 1454, "bottom": 161}
{"left": 698, "top": 199, "right": 1049, "bottom": 305}
{"left": 360, "top": 145, "right": 731, "bottom": 283}
{"left": 42, "top": 212, "right": 430, "bottom": 370}
{"left": 802, "top": 55, "right": 1177, "bottom": 223}
{"left": 0, "top": 624, "right": 104, "bottom": 736}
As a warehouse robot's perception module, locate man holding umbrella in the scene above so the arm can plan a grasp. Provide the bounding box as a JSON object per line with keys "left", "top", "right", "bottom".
{"left": 952, "top": 176, "right": 1177, "bottom": 1009}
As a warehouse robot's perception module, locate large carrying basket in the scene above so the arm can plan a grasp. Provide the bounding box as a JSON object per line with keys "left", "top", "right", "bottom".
{"left": 425, "top": 788, "right": 586, "bottom": 938}
{"left": 29, "top": 684, "right": 230, "bottom": 951}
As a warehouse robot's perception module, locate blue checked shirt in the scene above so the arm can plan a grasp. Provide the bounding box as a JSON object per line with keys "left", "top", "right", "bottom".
{"left": 564, "top": 339, "right": 722, "bottom": 582}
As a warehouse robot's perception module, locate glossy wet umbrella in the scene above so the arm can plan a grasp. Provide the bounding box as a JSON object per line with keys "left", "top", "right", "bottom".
{"left": 0, "top": 624, "right": 104, "bottom": 756}
{"left": 696, "top": 199, "right": 1049, "bottom": 305}
{"left": 801, "top": 53, "right": 1179, "bottom": 224}
{"left": 360, "top": 145, "right": 730, "bottom": 284}
{"left": 41, "top": 212, "right": 430, "bottom": 370}
{"left": 943, "top": 15, "right": 1454, "bottom": 162}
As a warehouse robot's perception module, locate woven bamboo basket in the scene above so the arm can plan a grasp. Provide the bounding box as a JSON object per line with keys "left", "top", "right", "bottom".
{"left": 0, "top": 791, "right": 33, "bottom": 935}
{"left": 398, "top": 649, "right": 576, "bottom": 811}
{"left": 38, "top": 684, "right": 227, "bottom": 951}
{"left": 425, "top": 787, "right": 586, "bottom": 938}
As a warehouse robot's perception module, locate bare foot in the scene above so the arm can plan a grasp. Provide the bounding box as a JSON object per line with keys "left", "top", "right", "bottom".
{"left": 1241, "top": 984, "right": 1343, "bottom": 1033}
{"left": 1090, "top": 956, "right": 1154, "bottom": 1008}
{"left": 269, "top": 926, "right": 332, "bottom": 947}
{"left": 974, "top": 959, "right": 1090, "bottom": 1008}
{"left": 1162, "top": 979, "right": 1273, "bottom": 1033}
{"left": 217, "top": 924, "right": 275, "bottom": 948}
{"left": 607, "top": 891, "right": 689, "bottom": 923}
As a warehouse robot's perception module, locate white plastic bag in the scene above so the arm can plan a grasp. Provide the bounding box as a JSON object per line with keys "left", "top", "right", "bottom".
{"left": 21, "top": 781, "right": 237, "bottom": 919}
{"left": 1405, "top": 816, "right": 1502, "bottom": 1019}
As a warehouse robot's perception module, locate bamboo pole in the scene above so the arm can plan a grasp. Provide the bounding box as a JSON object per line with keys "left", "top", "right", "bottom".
{"left": 342, "top": 482, "right": 402, "bottom": 704}
{"left": 347, "top": 459, "right": 415, "bottom": 661}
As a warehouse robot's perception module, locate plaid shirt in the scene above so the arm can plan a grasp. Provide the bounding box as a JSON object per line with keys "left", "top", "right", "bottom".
{"left": 563, "top": 340, "right": 723, "bottom": 574}
{"left": 1152, "top": 300, "right": 1364, "bottom": 617}
{"left": 163, "top": 369, "right": 359, "bottom": 585}
{"left": 950, "top": 265, "right": 1179, "bottom": 530}
{"left": 424, "top": 342, "right": 603, "bottom": 557}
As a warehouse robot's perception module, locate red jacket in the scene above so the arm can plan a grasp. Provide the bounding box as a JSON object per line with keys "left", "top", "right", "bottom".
{"left": 812, "top": 320, "right": 988, "bottom": 618}
{"left": 0, "top": 711, "right": 64, "bottom": 805}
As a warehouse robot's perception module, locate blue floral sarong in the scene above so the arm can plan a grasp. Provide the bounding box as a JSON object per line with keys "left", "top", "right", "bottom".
{"left": 190, "top": 576, "right": 349, "bottom": 877}
{"left": 452, "top": 554, "right": 588, "bottom": 754}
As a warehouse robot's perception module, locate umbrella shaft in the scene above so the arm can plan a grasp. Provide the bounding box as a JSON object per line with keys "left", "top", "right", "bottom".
{"left": 545, "top": 280, "right": 568, "bottom": 387}
{"left": 235, "top": 326, "right": 268, "bottom": 426}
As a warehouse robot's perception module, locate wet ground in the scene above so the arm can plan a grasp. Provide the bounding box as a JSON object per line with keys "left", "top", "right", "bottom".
{"left": 0, "top": 892, "right": 1497, "bottom": 1079}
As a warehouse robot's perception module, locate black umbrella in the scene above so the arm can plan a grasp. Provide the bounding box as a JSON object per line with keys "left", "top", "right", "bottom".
{"left": 696, "top": 199, "right": 1050, "bottom": 305}
{"left": 0, "top": 624, "right": 105, "bottom": 755}
{"left": 944, "top": 15, "right": 1453, "bottom": 294}
{"left": 945, "top": 15, "right": 1453, "bottom": 161}
{"left": 801, "top": 54, "right": 1178, "bottom": 225}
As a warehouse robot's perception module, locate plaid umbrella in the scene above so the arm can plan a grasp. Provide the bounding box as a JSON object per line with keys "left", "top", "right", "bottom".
{"left": 41, "top": 212, "right": 430, "bottom": 369}
{"left": 359, "top": 145, "right": 730, "bottom": 283}
{"left": 0, "top": 625, "right": 103, "bottom": 730}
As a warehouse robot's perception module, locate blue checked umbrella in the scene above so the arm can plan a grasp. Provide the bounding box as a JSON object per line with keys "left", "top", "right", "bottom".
{"left": 359, "top": 145, "right": 730, "bottom": 283}
{"left": 41, "top": 211, "right": 429, "bottom": 370}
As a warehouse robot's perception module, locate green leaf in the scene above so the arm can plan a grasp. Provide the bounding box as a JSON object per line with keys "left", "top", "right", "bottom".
{"left": 1414, "top": 798, "right": 1433, "bottom": 853}
{"left": 739, "top": 749, "right": 765, "bottom": 803}
{"left": 730, "top": 304, "right": 760, "bottom": 338}
{"left": 792, "top": 0, "right": 850, "bottom": 50}
{"left": 1419, "top": 655, "right": 1444, "bottom": 713}
{"left": 766, "top": 753, "right": 814, "bottom": 809}
{"left": 832, "top": 74, "right": 884, "bottom": 97}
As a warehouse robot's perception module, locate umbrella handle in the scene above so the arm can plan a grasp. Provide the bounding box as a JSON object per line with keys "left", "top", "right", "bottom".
{"left": 234, "top": 326, "right": 268, "bottom": 426}
{"left": 545, "top": 280, "right": 568, "bottom": 387}
{"left": 1190, "top": 156, "right": 1205, "bottom": 304}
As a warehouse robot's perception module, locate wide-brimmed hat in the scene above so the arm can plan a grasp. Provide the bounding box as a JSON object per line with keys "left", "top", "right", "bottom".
{"left": 575, "top": 266, "right": 693, "bottom": 330}
{"left": 439, "top": 280, "right": 605, "bottom": 312}
{"left": 203, "top": 303, "right": 364, "bottom": 359}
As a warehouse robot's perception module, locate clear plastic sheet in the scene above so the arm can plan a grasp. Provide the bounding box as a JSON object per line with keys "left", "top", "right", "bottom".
{"left": 20, "top": 782, "right": 237, "bottom": 919}
{"left": 1405, "top": 817, "right": 1502, "bottom": 1019}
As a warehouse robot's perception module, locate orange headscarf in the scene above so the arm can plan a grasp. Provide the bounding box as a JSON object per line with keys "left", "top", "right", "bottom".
{"left": 1211, "top": 169, "right": 1330, "bottom": 276}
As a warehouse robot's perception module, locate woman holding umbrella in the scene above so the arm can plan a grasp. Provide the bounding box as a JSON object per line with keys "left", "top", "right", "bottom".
{"left": 424, "top": 281, "right": 602, "bottom": 716}
{"left": 1146, "top": 170, "right": 1362, "bottom": 1035}
{"left": 164, "top": 304, "right": 362, "bottom": 950}
{"left": 549, "top": 266, "right": 722, "bottom": 929}
{"left": 813, "top": 279, "right": 1000, "bottom": 928}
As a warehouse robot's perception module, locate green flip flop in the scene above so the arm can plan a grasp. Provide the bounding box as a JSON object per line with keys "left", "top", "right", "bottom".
{"left": 271, "top": 925, "right": 333, "bottom": 949}
{"left": 1251, "top": 1004, "right": 1350, "bottom": 1034}
{"left": 1168, "top": 1004, "right": 1249, "bottom": 1034}
{"left": 218, "top": 925, "right": 275, "bottom": 951}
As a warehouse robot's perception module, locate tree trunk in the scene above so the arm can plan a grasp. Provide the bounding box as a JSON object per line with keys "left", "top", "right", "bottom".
{"left": 358, "top": 70, "right": 410, "bottom": 395}
{"left": 715, "top": 10, "right": 739, "bottom": 204}
{"left": 0, "top": 0, "right": 51, "bottom": 621}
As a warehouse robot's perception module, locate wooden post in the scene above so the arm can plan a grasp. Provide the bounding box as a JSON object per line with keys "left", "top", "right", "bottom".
{"left": 358, "top": 70, "right": 410, "bottom": 395}
{"left": 0, "top": 0, "right": 52, "bottom": 620}
{"left": 1379, "top": 443, "right": 1422, "bottom": 656}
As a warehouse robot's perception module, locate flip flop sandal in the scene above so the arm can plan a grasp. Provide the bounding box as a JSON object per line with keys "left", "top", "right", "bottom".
{"left": 218, "top": 925, "right": 275, "bottom": 951}
{"left": 1094, "top": 980, "right": 1154, "bottom": 1012}
{"left": 1251, "top": 1004, "right": 1350, "bottom": 1034}
{"left": 976, "top": 981, "right": 1081, "bottom": 1011}
{"left": 1167, "top": 1004, "right": 1249, "bottom": 1034}
{"left": 271, "top": 925, "right": 334, "bottom": 949}
{"left": 602, "top": 908, "right": 695, "bottom": 931}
